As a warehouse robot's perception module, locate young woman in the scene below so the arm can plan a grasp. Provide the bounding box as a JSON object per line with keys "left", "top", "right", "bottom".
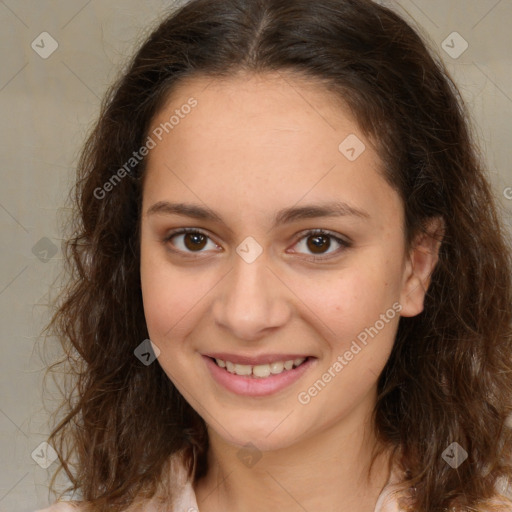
{"left": 39, "top": 0, "right": 512, "bottom": 511}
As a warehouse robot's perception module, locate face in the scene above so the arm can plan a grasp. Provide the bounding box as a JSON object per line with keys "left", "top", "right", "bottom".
{"left": 139, "top": 71, "right": 429, "bottom": 452}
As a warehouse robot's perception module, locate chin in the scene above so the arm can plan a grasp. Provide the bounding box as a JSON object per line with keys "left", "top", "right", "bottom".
{"left": 209, "top": 413, "right": 304, "bottom": 453}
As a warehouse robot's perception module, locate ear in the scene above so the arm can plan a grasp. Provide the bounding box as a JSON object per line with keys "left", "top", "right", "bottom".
{"left": 399, "top": 216, "right": 445, "bottom": 318}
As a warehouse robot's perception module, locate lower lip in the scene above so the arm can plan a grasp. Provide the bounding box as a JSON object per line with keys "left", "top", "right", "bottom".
{"left": 203, "top": 355, "right": 316, "bottom": 397}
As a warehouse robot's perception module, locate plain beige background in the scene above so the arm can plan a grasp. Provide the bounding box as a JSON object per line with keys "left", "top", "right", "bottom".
{"left": 0, "top": 1, "right": 511, "bottom": 511}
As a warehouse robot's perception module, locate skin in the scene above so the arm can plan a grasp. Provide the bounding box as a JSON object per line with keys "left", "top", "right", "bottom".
{"left": 139, "top": 71, "right": 443, "bottom": 512}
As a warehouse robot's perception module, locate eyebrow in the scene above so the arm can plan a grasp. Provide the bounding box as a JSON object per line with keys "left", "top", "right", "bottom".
{"left": 145, "top": 200, "right": 370, "bottom": 229}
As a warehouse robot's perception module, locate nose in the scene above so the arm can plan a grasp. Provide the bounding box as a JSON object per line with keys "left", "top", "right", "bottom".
{"left": 212, "top": 252, "right": 291, "bottom": 342}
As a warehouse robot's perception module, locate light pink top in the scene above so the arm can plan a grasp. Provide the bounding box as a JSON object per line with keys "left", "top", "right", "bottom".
{"left": 34, "top": 450, "right": 511, "bottom": 512}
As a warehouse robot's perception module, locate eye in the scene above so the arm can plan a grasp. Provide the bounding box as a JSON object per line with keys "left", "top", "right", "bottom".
{"left": 290, "top": 229, "right": 352, "bottom": 259}
{"left": 163, "top": 228, "right": 220, "bottom": 256}
{"left": 162, "top": 227, "right": 351, "bottom": 260}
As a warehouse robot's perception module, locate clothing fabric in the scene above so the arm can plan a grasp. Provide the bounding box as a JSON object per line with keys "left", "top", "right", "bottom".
{"left": 34, "top": 450, "right": 407, "bottom": 512}
{"left": 34, "top": 448, "right": 512, "bottom": 511}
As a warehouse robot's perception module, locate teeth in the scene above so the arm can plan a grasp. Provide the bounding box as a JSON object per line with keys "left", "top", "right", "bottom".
{"left": 213, "top": 357, "right": 307, "bottom": 378}
{"left": 253, "top": 364, "right": 271, "bottom": 378}
{"left": 269, "top": 361, "right": 284, "bottom": 374}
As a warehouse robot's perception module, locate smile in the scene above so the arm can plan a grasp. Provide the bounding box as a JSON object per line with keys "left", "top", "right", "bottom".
{"left": 213, "top": 356, "right": 307, "bottom": 378}
{"left": 203, "top": 355, "right": 316, "bottom": 397}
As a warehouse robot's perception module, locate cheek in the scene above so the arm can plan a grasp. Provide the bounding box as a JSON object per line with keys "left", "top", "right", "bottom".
{"left": 292, "top": 258, "right": 401, "bottom": 342}
{"left": 140, "top": 245, "right": 186, "bottom": 341}
{"left": 140, "top": 248, "right": 218, "bottom": 346}
{"left": 295, "top": 266, "right": 400, "bottom": 407}
{"left": 140, "top": 262, "right": 200, "bottom": 383}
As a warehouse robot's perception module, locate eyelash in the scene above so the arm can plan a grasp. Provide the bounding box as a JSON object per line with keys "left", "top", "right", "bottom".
{"left": 162, "top": 227, "right": 352, "bottom": 261}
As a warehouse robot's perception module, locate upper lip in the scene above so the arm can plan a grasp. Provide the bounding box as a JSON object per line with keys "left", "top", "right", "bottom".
{"left": 203, "top": 353, "right": 313, "bottom": 365}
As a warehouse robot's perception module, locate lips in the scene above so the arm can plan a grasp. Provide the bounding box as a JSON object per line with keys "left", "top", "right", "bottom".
{"left": 202, "top": 354, "right": 317, "bottom": 397}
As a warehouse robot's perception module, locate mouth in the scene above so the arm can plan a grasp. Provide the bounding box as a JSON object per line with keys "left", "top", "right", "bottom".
{"left": 203, "top": 355, "right": 317, "bottom": 397}
{"left": 207, "top": 355, "right": 312, "bottom": 378}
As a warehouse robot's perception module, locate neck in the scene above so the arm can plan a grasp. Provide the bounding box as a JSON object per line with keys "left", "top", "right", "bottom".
{"left": 193, "top": 402, "right": 395, "bottom": 512}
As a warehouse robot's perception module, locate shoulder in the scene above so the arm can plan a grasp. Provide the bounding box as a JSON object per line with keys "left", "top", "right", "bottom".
{"left": 373, "top": 463, "right": 409, "bottom": 512}
{"left": 35, "top": 502, "right": 82, "bottom": 512}
{"left": 374, "top": 470, "right": 512, "bottom": 512}
{"left": 34, "top": 451, "right": 199, "bottom": 512}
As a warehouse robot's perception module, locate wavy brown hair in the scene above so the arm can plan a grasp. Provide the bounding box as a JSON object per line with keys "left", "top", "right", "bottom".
{"left": 43, "top": 0, "right": 512, "bottom": 510}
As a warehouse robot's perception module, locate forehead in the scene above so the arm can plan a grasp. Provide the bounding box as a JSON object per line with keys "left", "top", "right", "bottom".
{"left": 149, "top": 71, "right": 355, "bottom": 160}
{"left": 142, "top": 71, "right": 402, "bottom": 231}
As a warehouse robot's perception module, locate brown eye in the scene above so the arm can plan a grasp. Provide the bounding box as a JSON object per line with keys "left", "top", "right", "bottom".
{"left": 292, "top": 229, "right": 351, "bottom": 259}
{"left": 183, "top": 232, "right": 207, "bottom": 251}
{"left": 164, "top": 229, "right": 219, "bottom": 255}
{"left": 306, "top": 234, "right": 331, "bottom": 254}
